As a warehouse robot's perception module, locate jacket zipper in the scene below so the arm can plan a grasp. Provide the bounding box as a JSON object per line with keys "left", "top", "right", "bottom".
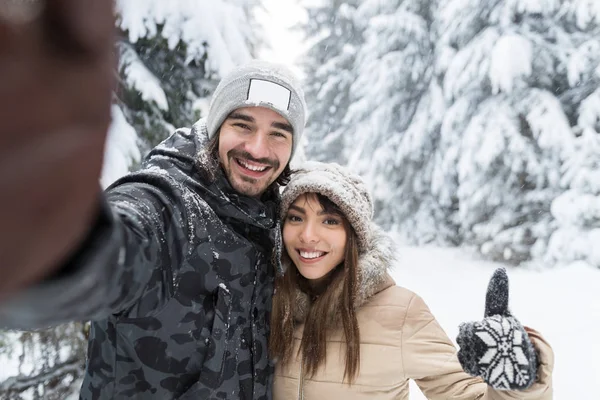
{"left": 297, "top": 359, "right": 304, "bottom": 400}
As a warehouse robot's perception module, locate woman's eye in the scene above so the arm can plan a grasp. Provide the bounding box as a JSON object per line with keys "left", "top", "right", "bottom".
{"left": 324, "top": 218, "right": 340, "bottom": 225}
{"left": 287, "top": 215, "right": 302, "bottom": 222}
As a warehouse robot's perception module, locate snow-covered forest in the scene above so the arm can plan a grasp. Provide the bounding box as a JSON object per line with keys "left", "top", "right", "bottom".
{"left": 302, "top": 0, "right": 600, "bottom": 268}
{"left": 1, "top": 0, "right": 599, "bottom": 398}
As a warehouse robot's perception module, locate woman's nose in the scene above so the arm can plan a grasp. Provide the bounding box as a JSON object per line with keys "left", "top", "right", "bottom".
{"left": 299, "top": 222, "right": 319, "bottom": 244}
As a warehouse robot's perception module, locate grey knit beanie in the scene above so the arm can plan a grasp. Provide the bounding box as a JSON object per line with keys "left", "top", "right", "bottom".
{"left": 280, "top": 161, "right": 374, "bottom": 252}
{"left": 206, "top": 60, "right": 307, "bottom": 156}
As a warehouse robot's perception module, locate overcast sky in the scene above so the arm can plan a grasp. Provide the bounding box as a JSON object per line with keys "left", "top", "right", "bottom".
{"left": 255, "top": 0, "right": 308, "bottom": 78}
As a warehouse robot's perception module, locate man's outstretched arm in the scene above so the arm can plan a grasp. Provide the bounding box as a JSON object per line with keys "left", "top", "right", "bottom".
{"left": 0, "top": 134, "right": 199, "bottom": 330}
{"left": 0, "top": 0, "right": 114, "bottom": 300}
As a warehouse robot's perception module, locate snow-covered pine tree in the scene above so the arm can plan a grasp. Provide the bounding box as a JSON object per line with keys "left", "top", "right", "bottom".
{"left": 433, "top": 0, "right": 588, "bottom": 264}
{"left": 113, "top": 0, "right": 260, "bottom": 163}
{"left": 301, "top": 0, "right": 598, "bottom": 261}
{"left": 0, "top": 325, "right": 88, "bottom": 400}
{"left": 337, "top": 0, "right": 458, "bottom": 244}
{"left": 544, "top": 4, "right": 600, "bottom": 269}
{"left": 0, "top": 1, "right": 263, "bottom": 398}
{"left": 301, "top": 0, "right": 362, "bottom": 163}
{"left": 545, "top": 111, "right": 600, "bottom": 269}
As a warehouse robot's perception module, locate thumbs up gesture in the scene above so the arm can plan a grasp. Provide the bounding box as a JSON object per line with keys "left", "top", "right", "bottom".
{"left": 456, "top": 268, "right": 538, "bottom": 390}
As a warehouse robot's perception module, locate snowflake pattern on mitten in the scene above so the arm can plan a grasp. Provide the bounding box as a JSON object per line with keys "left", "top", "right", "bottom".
{"left": 473, "top": 315, "right": 537, "bottom": 389}
{"left": 457, "top": 268, "right": 538, "bottom": 391}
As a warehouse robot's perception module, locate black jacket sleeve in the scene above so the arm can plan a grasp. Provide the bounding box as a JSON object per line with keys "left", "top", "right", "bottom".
{"left": 0, "top": 128, "right": 203, "bottom": 330}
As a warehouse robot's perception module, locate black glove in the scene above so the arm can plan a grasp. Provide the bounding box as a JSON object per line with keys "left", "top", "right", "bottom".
{"left": 456, "top": 268, "right": 538, "bottom": 390}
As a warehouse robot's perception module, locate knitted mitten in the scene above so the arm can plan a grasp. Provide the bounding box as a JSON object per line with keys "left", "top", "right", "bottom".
{"left": 456, "top": 268, "right": 538, "bottom": 390}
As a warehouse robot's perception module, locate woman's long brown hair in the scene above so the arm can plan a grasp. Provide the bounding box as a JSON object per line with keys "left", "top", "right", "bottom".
{"left": 270, "top": 193, "right": 361, "bottom": 384}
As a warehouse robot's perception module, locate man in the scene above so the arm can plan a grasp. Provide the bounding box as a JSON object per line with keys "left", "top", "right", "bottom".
{"left": 0, "top": 1, "right": 307, "bottom": 399}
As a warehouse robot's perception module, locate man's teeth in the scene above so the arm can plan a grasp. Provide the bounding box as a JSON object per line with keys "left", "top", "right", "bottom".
{"left": 239, "top": 159, "right": 268, "bottom": 172}
{"left": 299, "top": 251, "right": 325, "bottom": 259}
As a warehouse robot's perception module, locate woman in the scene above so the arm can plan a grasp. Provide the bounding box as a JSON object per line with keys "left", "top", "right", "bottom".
{"left": 271, "top": 161, "right": 553, "bottom": 399}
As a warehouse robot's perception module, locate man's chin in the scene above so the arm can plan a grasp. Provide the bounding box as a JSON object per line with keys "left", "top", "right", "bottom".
{"left": 230, "top": 176, "right": 270, "bottom": 198}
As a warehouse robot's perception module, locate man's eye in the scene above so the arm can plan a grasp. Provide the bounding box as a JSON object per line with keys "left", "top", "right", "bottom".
{"left": 234, "top": 123, "right": 251, "bottom": 130}
{"left": 271, "top": 131, "right": 287, "bottom": 138}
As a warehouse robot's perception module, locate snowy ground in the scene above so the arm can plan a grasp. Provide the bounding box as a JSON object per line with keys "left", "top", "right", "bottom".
{"left": 392, "top": 245, "right": 600, "bottom": 400}
{"left": 2, "top": 246, "right": 598, "bottom": 399}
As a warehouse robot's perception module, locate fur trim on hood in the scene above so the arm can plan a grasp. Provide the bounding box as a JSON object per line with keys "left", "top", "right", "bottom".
{"left": 290, "top": 223, "right": 397, "bottom": 322}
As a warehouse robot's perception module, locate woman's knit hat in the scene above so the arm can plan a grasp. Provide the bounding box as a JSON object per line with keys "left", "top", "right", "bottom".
{"left": 280, "top": 161, "right": 374, "bottom": 252}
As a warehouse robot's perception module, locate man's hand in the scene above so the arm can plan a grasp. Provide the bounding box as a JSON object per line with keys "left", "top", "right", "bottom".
{"left": 456, "top": 268, "right": 539, "bottom": 390}
{"left": 0, "top": 0, "right": 115, "bottom": 298}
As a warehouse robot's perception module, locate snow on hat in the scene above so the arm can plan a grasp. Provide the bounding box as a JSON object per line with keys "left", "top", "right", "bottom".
{"left": 206, "top": 60, "right": 307, "bottom": 157}
{"left": 280, "top": 161, "right": 374, "bottom": 252}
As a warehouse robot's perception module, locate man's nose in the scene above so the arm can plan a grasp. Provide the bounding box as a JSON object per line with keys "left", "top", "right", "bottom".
{"left": 244, "top": 131, "right": 270, "bottom": 159}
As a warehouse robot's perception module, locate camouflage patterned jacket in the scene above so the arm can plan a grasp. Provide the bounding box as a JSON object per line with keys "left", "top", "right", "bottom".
{"left": 0, "top": 121, "right": 279, "bottom": 399}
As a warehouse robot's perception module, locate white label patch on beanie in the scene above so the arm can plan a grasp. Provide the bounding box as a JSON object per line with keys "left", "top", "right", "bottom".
{"left": 247, "top": 79, "right": 291, "bottom": 111}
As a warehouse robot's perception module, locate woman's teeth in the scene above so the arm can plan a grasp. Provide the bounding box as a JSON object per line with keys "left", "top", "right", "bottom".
{"left": 299, "top": 251, "right": 325, "bottom": 259}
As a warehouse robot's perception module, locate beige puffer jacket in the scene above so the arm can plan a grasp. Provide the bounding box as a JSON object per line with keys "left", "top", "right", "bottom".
{"left": 273, "top": 228, "right": 553, "bottom": 400}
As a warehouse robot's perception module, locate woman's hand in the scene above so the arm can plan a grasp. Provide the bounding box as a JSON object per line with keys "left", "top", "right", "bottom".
{"left": 456, "top": 268, "right": 539, "bottom": 390}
